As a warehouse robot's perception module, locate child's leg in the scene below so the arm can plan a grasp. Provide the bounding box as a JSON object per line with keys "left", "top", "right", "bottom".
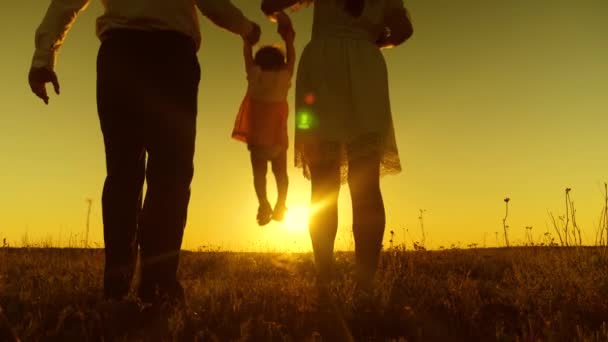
{"left": 271, "top": 149, "right": 289, "bottom": 210}
{"left": 250, "top": 150, "right": 273, "bottom": 225}
{"left": 250, "top": 151, "right": 270, "bottom": 207}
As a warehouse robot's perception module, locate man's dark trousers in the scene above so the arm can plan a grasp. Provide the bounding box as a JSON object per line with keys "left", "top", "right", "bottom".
{"left": 96, "top": 29, "right": 200, "bottom": 302}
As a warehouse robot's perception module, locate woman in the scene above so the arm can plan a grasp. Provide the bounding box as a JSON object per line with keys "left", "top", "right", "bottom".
{"left": 261, "top": 0, "right": 413, "bottom": 290}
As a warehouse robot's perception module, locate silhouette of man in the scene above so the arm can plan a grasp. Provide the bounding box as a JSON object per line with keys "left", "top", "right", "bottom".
{"left": 28, "top": 0, "right": 261, "bottom": 304}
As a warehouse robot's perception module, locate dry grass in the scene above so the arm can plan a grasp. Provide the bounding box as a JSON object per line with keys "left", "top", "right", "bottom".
{"left": 1, "top": 246, "right": 608, "bottom": 341}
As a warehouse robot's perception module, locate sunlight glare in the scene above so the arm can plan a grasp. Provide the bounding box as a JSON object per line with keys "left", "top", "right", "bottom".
{"left": 281, "top": 205, "right": 309, "bottom": 232}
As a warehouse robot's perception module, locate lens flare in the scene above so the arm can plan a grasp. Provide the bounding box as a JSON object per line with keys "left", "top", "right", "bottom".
{"left": 297, "top": 110, "right": 314, "bottom": 130}
{"left": 281, "top": 205, "right": 309, "bottom": 232}
{"left": 280, "top": 201, "right": 326, "bottom": 233}
{"left": 304, "top": 93, "right": 315, "bottom": 105}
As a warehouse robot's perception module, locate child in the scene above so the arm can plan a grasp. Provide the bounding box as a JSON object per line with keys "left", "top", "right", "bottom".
{"left": 232, "top": 12, "right": 296, "bottom": 226}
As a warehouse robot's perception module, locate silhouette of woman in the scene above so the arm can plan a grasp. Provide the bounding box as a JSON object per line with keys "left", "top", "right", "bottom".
{"left": 262, "top": 0, "right": 413, "bottom": 291}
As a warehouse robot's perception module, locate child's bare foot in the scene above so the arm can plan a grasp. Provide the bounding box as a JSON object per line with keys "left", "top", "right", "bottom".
{"left": 272, "top": 203, "right": 287, "bottom": 222}
{"left": 257, "top": 202, "right": 273, "bottom": 226}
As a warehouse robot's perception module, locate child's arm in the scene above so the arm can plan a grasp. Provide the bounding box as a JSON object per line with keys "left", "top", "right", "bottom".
{"left": 243, "top": 39, "right": 255, "bottom": 72}
{"left": 276, "top": 12, "right": 296, "bottom": 75}
{"left": 284, "top": 34, "right": 296, "bottom": 75}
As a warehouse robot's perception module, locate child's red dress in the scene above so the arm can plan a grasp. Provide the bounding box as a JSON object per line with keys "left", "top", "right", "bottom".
{"left": 232, "top": 94, "right": 288, "bottom": 149}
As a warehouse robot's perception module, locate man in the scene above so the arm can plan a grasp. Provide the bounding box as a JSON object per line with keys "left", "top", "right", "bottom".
{"left": 28, "top": 0, "right": 261, "bottom": 304}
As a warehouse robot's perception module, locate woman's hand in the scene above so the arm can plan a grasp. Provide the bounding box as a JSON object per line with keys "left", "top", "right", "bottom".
{"left": 376, "top": 27, "right": 392, "bottom": 49}
{"left": 379, "top": 8, "right": 413, "bottom": 48}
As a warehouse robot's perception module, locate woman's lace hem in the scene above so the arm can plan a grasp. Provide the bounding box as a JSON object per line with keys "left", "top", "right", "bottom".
{"left": 294, "top": 134, "right": 402, "bottom": 184}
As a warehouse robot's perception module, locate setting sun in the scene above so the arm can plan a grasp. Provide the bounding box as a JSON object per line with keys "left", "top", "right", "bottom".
{"left": 280, "top": 205, "right": 309, "bottom": 233}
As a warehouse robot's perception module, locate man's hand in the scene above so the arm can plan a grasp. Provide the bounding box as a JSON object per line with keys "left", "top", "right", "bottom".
{"left": 243, "top": 22, "right": 261, "bottom": 45}
{"left": 28, "top": 67, "right": 60, "bottom": 105}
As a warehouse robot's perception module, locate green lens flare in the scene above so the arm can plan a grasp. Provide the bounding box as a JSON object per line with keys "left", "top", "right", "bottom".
{"left": 297, "top": 111, "right": 313, "bottom": 130}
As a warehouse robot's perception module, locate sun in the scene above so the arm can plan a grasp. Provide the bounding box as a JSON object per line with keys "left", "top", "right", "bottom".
{"left": 280, "top": 205, "right": 309, "bottom": 233}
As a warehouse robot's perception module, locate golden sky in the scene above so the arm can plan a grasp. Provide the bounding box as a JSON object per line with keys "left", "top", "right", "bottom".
{"left": 1, "top": 0, "right": 607, "bottom": 250}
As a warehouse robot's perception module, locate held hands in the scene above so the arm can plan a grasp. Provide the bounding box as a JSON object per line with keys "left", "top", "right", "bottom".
{"left": 261, "top": 0, "right": 303, "bottom": 17}
{"left": 275, "top": 11, "right": 295, "bottom": 42}
{"left": 28, "top": 67, "right": 60, "bottom": 104}
{"left": 243, "top": 21, "right": 261, "bottom": 45}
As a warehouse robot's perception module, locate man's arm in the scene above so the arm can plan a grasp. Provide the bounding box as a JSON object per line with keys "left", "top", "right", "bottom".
{"left": 196, "top": 0, "right": 260, "bottom": 44}
{"left": 32, "top": 0, "right": 90, "bottom": 70}
{"left": 29, "top": 0, "right": 89, "bottom": 104}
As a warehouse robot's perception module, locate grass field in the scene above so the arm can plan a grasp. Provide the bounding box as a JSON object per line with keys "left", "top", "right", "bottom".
{"left": 1, "top": 246, "right": 608, "bottom": 341}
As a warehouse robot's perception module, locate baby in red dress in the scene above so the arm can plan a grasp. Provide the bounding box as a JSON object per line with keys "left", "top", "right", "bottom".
{"left": 232, "top": 12, "right": 295, "bottom": 226}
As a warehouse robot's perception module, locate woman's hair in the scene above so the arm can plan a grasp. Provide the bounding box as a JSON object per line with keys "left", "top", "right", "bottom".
{"left": 254, "top": 46, "right": 286, "bottom": 71}
{"left": 343, "top": 0, "right": 364, "bottom": 17}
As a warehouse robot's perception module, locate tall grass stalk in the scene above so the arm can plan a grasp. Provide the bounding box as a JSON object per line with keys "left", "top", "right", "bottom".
{"left": 503, "top": 197, "right": 510, "bottom": 247}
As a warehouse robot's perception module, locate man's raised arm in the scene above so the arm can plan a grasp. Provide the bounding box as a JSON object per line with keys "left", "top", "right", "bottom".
{"left": 195, "top": 0, "right": 260, "bottom": 44}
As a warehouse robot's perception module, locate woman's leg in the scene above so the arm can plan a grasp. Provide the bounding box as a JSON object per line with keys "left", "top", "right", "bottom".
{"left": 308, "top": 159, "right": 341, "bottom": 283}
{"left": 347, "top": 153, "right": 385, "bottom": 291}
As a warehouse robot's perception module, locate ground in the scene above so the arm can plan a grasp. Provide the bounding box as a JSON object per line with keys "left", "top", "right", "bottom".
{"left": 1, "top": 246, "right": 608, "bottom": 341}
